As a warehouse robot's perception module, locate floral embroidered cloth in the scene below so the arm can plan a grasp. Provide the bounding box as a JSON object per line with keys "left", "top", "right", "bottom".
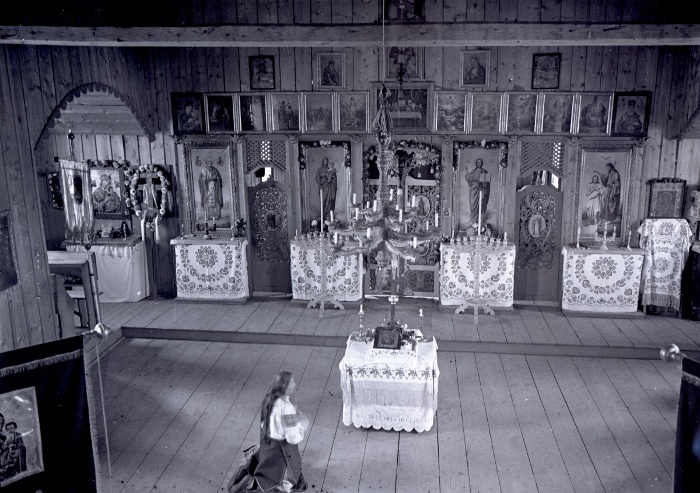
{"left": 290, "top": 239, "right": 362, "bottom": 302}
{"left": 339, "top": 333, "right": 439, "bottom": 432}
{"left": 439, "top": 242, "right": 516, "bottom": 307}
{"left": 638, "top": 218, "right": 694, "bottom": 310}
{"left": 561, "top": 246, "right": 645, "bottom": 313}
{"left": 172, "top": 238, "right": 249, "bottom": 300}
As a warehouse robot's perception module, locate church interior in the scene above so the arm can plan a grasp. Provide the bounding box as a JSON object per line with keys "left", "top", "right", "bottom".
{"left": 2, "top": 0, "right": 700, "bottom": 491}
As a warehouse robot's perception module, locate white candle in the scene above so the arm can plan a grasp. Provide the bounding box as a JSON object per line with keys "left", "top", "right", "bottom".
{"left": 477, "top": 191, "right": 483, "bottom": 235}
{"left": 627, "top": 230, "right": 632, "bottom": 247}
{"left": 330, "top": 211, "right": 334, "bottom": 223}
{"left": 366, "top": 201, "right": 370, "bottom": 209}
{"left": 334, "top": 232, "right": 338, "bottom": 244}
{"left": 613, "top": 225, "right": 616, "bottom": 238}
{"left": 399, "top": 209, "right": 403, "bottom": 221}
{"left": 504, "top": 232, "right": 507, "bottom": 243}
{"left": 354, "top": 208, "right": 359, "bottom": 220}
{"left": 366, "top": 227, "right": 371, "bottom": 238}
{"left": 373, "top": 200, "right": 377, "bottom": 212}
{"left": 396, "top": 202, "right": 400, "bottom": 211}
{"left": 141, "top": 216, "right": 146, "bottom": 243}
{"left": 412, "top": 196, "right": 416, "bottom": 208}
{"left": 435, "top": 213, "right": 439, "bottom": 227}
{"left": 352, "top": 192, "right": 357, "bottom": 204}
{"left": 419, "top": 309, "right": 423, "bottom": 317}
{"left": 390, "top": 189, "right": 394, "bottom": 200}
{"left": 154, "top": 215, "right": 160, "bottom": 241}
{"left": 413, "top": 236, "right": 417, "bottom": 249}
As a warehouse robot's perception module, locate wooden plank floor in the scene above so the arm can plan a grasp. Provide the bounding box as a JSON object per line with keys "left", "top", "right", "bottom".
{"left": 88, "top": 297, "right": 699, "bottom": 493}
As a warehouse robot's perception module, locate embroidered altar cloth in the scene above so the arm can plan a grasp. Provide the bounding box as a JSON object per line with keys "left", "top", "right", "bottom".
{"left": 171, "top": 237, "right": 249, "bottom": 301}
{"left": 439, "top": 242, "right": 516, "bottom": 306}
{"left": 638, "top": 218, "right": 694, "bottom": 310}
{"left": 290, "top": 238, "right": 362, "bottom": 302}
{"left": 561, "top": 246, "right": 645, "bottom": 313}
{"left": 339, "top": 333, "right": 439, "bottom": 432}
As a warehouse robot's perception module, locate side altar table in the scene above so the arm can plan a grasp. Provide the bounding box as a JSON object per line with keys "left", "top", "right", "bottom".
{"left": 170, "top": 237, "right": 249, "bottom": 301}
{"left": 339, "top": 332, "right": 439, "bottom": 432}
{"left": 561, "top": 245, "right": 645, "bottom": 313}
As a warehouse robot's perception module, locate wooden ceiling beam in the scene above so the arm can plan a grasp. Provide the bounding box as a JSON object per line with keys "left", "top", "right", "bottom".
{"left": 1, "top": 23, "right": 700, "bottom": 47}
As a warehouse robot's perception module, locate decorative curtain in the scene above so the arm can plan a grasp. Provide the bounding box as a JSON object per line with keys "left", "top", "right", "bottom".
{"left": 59, "top": 160, "right": 94, "bottom": 244}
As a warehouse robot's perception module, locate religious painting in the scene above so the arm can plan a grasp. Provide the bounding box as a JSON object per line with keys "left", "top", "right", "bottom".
{"left": 270, "top": 93, "right": 301, "bottom": 132}
{"left": 298, "top": 141, "right": 351, "bottom": 229}
{"left": 171, "top": 92, "right": 204, "bottom": 135}
{"left": 460, "top": 50, "right": 490, "bottom": 87}
{"left": 539, "top": 93, "right": 574, "bottom": 134}
{"left": 648, "top": 178, "right": 686, "bottom": 218}
{"left": 181, "top": 138, "right": 238, "bottom": 236}
{"left": 0, "top": 212, "right": 18, "bottom": 292}
{"left": 205, "top": 94, "right": 236, "bottom": 133}
{"left": 505, "top": 92, "right": 538, "bottom": 133}
{"left": 373, "top": 327, "right": 403, "bottom": 349}
{"left": 303, "top": 93, "right": 334, "bottom": 133}
{"left": 371, "top": 82, "right": 432, "bottom": 133}
{"left": 384, "top": 47, "right": 424, "bottom": 80}
{"left": 453, "top": 140, "right": 508, "bottom": 236}
{"left": 468, "top": 92, "right": 503, "bottom": 133}
{"left": 0, "top": 387, "right": 44, "bottom": 487}
{"left": 249, "top": 55, "right": 275, "bottom": 90}
{"left": 434, "top": 91, "right": 466, "bottom": 133}
{"left": 532, "top": 53, "right": 561, "bottom": 90}
{"left": 576, "top": 93, "right": 612, "bottom": 135}
{"left": 575, "top": 144, "right": 637, "bottom": 244}
{"left": 238, "top": 94, "right": 269, "bottom": 132}
{"left": 612, "top": 91, "right": 652, "bottom": 137}
{"left": 337, "top": 92, "right": 369, "bottom": 133}
{"left": 90, "top": 167, "right": 125, "bottom": 219}
{"left": 316, "top": 52, "right": 346, "bottom": 89}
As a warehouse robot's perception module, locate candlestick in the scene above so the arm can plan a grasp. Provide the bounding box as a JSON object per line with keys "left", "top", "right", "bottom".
{"left": 413, "top": 236, "right": 417, "bottom": 249}
{"left": 352, "top": 192, "right": 357, "bottom": 204}
{"left": 359, "top": 304, "right": 364, "bottom": 314}
{"left": 399, "top": 209, "right": 403, "bottom": 221}
{"left": 477, "top": 190, "right": 483, "bottom": 235}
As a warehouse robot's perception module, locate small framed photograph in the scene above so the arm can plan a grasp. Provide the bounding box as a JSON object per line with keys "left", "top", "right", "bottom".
{"left": 0, "top": 387, "right": 44, "bottom": 486}
{"left": 249, "top": 55, "right": 275, "bottom": 90}
{"left": 612, "top": 91, "right": 652, "bottom": 137}
{"left": 316, "top": 52, "right": 346, "bottom": 89}
{"left": 539, "top": 93, "right": 574, "bottom": 134}
{"left": 337, "top": 91, "right": 369, "bottom": 133}
{"left": 532, "top": 53, "right": 561, "bottom": 90}
{"left": 460, "top": 50, "right": 490, "bottom": 87}
{"left": 468, "top": 92, "right": 503, "bottom": 133}
{"left": 371, "top": 82, "right": 432, "bottom": 133}
{"left": 506, "top": 92, "right": 538, "bottom": 133}
{"left": 303, "top": 92, "right": 334, "bottom": 133}
{"left": 648, "top": 178, "right": 686, "bottom": 218}
{"left": 434, "top": 91, "right": 467, "bottom": 133}
{"left": 385, "top": 47, "right": 424, "bottom": 80}
{"left": 171, "top": 92, "right": 204, "bottom": 135}
{"left": 205, "top": 94, "right": 236, "bottom": 133}
{"left": 576, "top": 93, "right": 612, "bottom": 135}
{"left": 238, "top": 94, "right": 269, "bottom": 132}
{"left": 373, "top": 327, "right": 403, "bottom": 349}
{"left": 270, "top": 93, "right": 301, "bottom": 132}
{"left": 90, "top": 167, "right": 126, "bottom": 219}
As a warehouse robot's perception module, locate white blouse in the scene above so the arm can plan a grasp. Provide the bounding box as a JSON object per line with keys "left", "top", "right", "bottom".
{"left": 266, "top": 395, "right": 306, "bottom": 444}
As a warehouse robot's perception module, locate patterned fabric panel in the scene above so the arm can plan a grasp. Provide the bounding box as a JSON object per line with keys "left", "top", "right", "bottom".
{"left": 290, "top": 240, "right": 362, "bottom": 302}
{"left": 174, "top": 241, "right": 249, "bottom": 300}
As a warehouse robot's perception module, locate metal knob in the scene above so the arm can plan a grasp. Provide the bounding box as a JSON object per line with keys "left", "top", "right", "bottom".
{"left": 660, "top": 343, "right": 683, "bottom": 363}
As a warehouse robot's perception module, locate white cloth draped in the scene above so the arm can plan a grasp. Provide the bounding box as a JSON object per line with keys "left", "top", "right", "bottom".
{"left": 339, "top": 334, "right": 439, "bottom": 432}
{"left": 59, "top": 160, "right": 94, "bottom": 243}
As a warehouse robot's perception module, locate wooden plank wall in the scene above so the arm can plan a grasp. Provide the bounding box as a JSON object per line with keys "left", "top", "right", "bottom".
{"left": 2, "top": 0, "right": 700, "bottom": 350}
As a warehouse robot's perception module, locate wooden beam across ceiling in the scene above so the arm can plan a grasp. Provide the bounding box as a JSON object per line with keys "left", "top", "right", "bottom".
{"left": 1, "top": 23, "right": 700, "bottom": 47}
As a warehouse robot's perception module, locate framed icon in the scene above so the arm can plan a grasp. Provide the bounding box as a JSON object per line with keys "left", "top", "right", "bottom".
{"left": 249, "top": 55, "right": 275, "bottom": 90}
{"left": 460, "top": 50, "right": 490, "bottom": 87}
{"left": 532, "top": 53, "right": 561, "bottom": 90}
{"left": 205, "top": 94, "right": 236, "bottom": 133}
{"left": 648, "top": 178, "right": 686, "bottom": 219}
{"left": 373, "top": 327, "right": 403, "bottom": 349}
{"left": 316, "top": 52, "right": 346, "bottom": 89}
{"left": 611, "top": 91, "right": 652, "bottom": 137}
{"left": 171, "top": 92, "right": 204, "bottom": 135}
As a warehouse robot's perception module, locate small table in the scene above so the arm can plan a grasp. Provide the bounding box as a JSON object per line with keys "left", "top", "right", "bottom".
{"left": 339, "top": 333, "right": 439, "bottom": 432}
{"left": 170, "top": 237, "right": 249, "bottom": 302}
{"left": 561, "top": 245, "right": 645, "bottom": 313}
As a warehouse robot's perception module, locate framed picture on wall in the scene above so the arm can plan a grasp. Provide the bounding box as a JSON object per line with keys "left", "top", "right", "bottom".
{"left": 532, "top": 53, "right": 561, "bottom": 90}
{"left": 648, "top": 178, "right": 686, "bottom": 218}
{"left": 384, "top": 47, "right": 424, "bottom": 80}
{"left": 539, "top": 92, "right": 574, "bottom": 134}
{"left": 468, "top": 92, "right": 503, "bottom": 133}
{"left": 249, "top": 55, "right": 275, "bottom": 90}
{"left": 460, "top": 50, "right": 490, "bottom": 87}
{"left": 270, "top": 93, "right": 301, "bottom": 132}
{"left": 371, "top": 82, "right": 432, "bottom": 133}
{"left": 303, "top": 93, "right": 335, "bottom": 133}
{"left": 316, "top": 52, "right": 346, "bottom": 89}
{"left": 576, "top": 93, "right": 612, "bottom": 135}
{"left": 90, "top": 167, "right": 126, "bottom": 219}
{"left": 180, "top": 138, "right": 238, "bottom": 236}
{"left": 238, "top": 94, "right": 269, "bottom": 132}
{"left": 611, "top": 91, "right": 652, "bottom": 137}
{"left": 452, "top": 140, "right": 508, "bottom": 236}
{"left": 505, "top": 92, "right": 538, "bottom": 133}
{"left": 171, "top": 92, "right": 204, "bottom": 135}
{"left": 434, "top": 92, "right": 467, "bottom": 133}
{"left": 205, "top": 94, "right": 236, "bottom": 133}
{"left": 337, "top": 91, "right": 369, "bottom": 133}
{"left": 298, "top": 141, "right": 352, "bottom": 229}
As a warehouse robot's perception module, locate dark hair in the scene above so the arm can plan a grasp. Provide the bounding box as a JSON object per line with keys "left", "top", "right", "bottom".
{"left": 5, "top": 422, "right": 16, "bottom": 430}
{"left": 260, "top": 370, "right": 294, "bottom": 443}
{"left": 0, "top": 413, "right": 4, "bottom": 420}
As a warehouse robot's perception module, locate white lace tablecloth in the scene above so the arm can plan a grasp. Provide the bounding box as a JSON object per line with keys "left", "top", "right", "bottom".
{"left": 561, "top": 246, "right": 645, "bottom": 313}
{"left": 65, "top": 239, "right": 149, "bottom": 302}
{"left": 339, "top": 333, "right": 439, "bottom": 432}
{"left": 638, "top": 218, "right": 694, "bottom": 310}
{"left": 290, "top": 239, "right": 362, "bottom": 302}
{"left": 171, "top": 238, "right": 249, "bottom": 301}
{"left": 439, "top": 242, "right": 516, "bottom": 306}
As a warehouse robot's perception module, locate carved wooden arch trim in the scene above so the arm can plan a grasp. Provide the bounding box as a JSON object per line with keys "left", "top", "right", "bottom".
{"left": 35, "top": 82, "right": 153, "bottom": 150}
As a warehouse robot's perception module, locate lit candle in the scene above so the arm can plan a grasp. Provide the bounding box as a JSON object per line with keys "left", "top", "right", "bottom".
{"left": 477, "top": 190, "right": 483, "bottom": 235}
{"left": 334, "top": 232, "right": 338, "bottom": 244}
{"left": 330, "top": 211, "right": 334, "bottom": 223}
{"left": 412, "top": 196, "right": 416, "bottom": 208}
{"left": 352, "top": 192, "right": 357, "bottom": 204}
{"left": 435, "top": 212, "right": 439, "bottom": 227}
{"left": 413, "top": 236, "right": 417, "bottom": 249}
{"left": 366, "top": 227, "right": 371, "bottom": 238}
{"left": 399, "top": 209, "right": 403, "bottom": 221}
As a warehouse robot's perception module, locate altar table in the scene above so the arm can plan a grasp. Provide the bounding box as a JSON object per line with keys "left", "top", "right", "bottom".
{"left": 439, "top": 241, "right": 516, "bottom": 307}
{"left": 561, "top": 245, "right": 645, "bottom": 313}
{"left": 170, "top": 237, "right": 249, "bottom": 301}
{"left": 64, "top": 237, "right": 149, "bottom": 303}
{"left": 339, "top": 333, "right": 439, "bottom": 432}
{"left": 290, "top": 238, "right": 363, "bottom": 302}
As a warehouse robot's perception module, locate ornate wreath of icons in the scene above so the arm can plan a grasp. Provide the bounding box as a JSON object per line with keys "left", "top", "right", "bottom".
{"left": 124, "top": 164, "right": 170, "bottom": 231}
